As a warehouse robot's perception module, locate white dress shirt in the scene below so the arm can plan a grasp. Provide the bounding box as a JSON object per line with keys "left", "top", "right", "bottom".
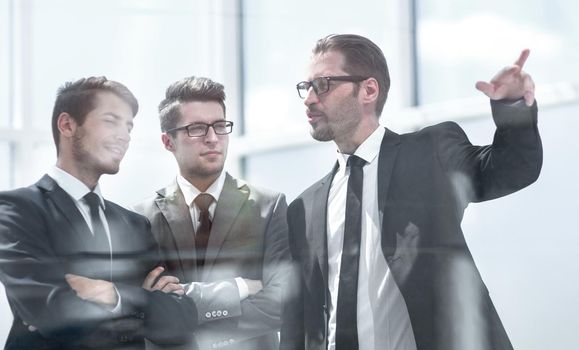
{"left": 47, "top": 165, "right": 120, "bottom": 312}
{"left": 48, "top": 166, "right": 111, "bottom": 246}
{"left": 326, "top": 127, "right": 417, "bottom": 350}
{"left": 176, "top": 172, "right": 249, "bottom": 300}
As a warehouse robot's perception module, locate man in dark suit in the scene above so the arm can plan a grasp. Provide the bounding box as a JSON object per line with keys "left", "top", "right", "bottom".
{"left": 133, "top": 76, "right": 289, "bottom": 350}
{"left": 0, "top": 77, "right": 197, "bottom": 349}
{"left": 280, "top": 34, "right": 542, "bottom": 350}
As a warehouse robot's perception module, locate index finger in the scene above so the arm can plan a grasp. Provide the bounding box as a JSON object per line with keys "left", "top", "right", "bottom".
{"left": 142, "top": 266, "right": 164, "bottom": 289}
{"left": 514, "top": 49, "right": 530, "bottom": 68}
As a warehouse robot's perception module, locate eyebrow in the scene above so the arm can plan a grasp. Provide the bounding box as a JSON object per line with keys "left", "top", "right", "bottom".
{"left": 189, "top": 119, "right": 227, "bottom": 124}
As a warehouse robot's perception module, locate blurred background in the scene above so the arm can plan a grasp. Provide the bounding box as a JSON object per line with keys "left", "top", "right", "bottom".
{"left": 1, "top": 0, "right": 578, "bottom": 348}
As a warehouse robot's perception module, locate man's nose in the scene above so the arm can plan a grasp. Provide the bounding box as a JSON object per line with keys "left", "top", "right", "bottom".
{"left": 204, "top": 126, "right": 219, "bottom": 142}
{"left": 303, "top": 86, "right": 319, "bottom": 106}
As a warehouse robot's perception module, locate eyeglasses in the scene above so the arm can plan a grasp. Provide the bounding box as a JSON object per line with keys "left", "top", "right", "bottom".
{"left": 165, "top": 120, "right": 234, "bottom": 137}
{"left": 296, "top": 75, "right": 368, "bottom": 99}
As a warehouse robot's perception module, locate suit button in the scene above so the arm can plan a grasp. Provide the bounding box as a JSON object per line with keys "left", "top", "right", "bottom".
{"left": 212, "top": 310, "right": 217, "bottom": 317}
{"left": 205, "top": 312, "right": 212, "bottom": 318}
{"left": 216, "top": 310, "right": 222, "bottom": 317}
{"left": 223, "top": 310, "right": 228, "bottom": 316}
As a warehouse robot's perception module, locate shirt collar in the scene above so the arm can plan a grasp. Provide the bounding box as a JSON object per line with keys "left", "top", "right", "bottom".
{"left": 177, "top": 171, "right": 226, "bottom": 207}
{"left": 336, "top": 126, "right": 385, "bottom": 171}
{"left": 47, "top": 166, "right": 105, "bottom": 208}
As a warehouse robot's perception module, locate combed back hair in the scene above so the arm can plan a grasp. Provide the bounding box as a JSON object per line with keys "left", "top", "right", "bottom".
{"left": 158, "top": 76, "right": 226, "bottom": 132}
{"left": 313, "top": 34, "right": 390, "bottom": 117}
{"left": 51, "top": 76, "right": 138, "bottom": 154}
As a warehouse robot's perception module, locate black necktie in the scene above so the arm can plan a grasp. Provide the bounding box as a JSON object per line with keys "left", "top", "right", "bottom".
{"left": 194, "top": 193, "right": 214, "bottom": 268}
{"left": 83, "top": 191, "right": 112, "bottom": 280}
{"left": 336, "top": 155, "right": 366, "bottom": 350}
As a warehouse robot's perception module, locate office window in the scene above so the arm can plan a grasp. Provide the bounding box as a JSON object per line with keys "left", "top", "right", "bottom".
{"left": 0, "top": 142, "right": 10, "bottom": 190}
{"left": 242, "top": 0, "right": 400, "bottom": 137}
{"left": 0, "top": 0, "right": 10, "bottom": 128}
{"left": 27, "top": 0, "right": 214, "bottom": 132}
{"left": 416, "top": 0, "right": 579, "bottom": 104}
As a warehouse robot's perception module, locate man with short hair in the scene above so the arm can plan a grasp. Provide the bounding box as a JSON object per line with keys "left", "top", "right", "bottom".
{"left": 281, "top": 34, "right": 542, "bottom": 350}
{"left": 0, "top": 77, "right": 196, "bottom": 349}
{"left": 134, "top": 76, "right": 289, "bottom": 349}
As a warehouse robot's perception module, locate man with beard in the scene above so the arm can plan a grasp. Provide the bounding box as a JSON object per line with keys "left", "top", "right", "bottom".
{"left": 134, "top": 76, "right": 289, "bottom": 349}
{"left": 0, "top": 77, "right": 197, "bottom": 349}
{"left": 281, "top": 34, "right": 542, "bottom": 350}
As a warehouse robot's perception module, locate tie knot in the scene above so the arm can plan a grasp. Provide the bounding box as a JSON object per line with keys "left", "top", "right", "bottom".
{"left": 347, "top": 155, "right": 366, "bottom": 168}
{"left": 84, "top": 192, "right": 102, "bottom": 210}
{"left": 194, "top": 193, "right": 214, "bottom": 212}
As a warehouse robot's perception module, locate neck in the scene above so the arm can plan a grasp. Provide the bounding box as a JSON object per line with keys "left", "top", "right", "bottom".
{"left": 335, "top": 118, "right": 380, "bottom": 154}
{"left": 182, "top": 172, "right": 220, "bottom": 193}
{"left": 56, "top": 158, "right": 99, "bottom": 190}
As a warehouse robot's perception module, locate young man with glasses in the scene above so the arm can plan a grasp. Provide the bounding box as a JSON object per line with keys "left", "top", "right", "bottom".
{"left": 281, "top": 34, "right": 542, "bottom": 350}
{"left": 134, "top": 76, "right": 290, "bottom": 350}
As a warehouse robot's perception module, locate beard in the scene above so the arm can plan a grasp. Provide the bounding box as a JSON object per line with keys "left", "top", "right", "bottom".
{"left": 72, "top": 129, "right": 120, "bottom": 176}
{"left": 309, "top": 97, "right": 362, "bottom": 143}
{"left": 310, "top": 122, "right": 334, "bottom": 142}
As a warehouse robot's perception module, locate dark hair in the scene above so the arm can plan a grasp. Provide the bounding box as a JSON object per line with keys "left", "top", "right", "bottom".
{"left": 158, "top": 76, "right": 226, "bottom": 132}
{"left": 313, "top": 34, "right": 390, "bottom": 116}
{"left": 51, "top": 76, "right": 138, "bottom": 154}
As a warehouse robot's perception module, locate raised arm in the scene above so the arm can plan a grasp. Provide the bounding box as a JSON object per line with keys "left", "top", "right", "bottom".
{"left": 475, "top": 49, "right": 535, "bottom": 106}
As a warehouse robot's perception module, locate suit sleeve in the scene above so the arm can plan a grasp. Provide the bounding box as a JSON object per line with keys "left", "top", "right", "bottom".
{"left": 435, "top": 98, "right": 542, "bottom": 205}
{"left": 191, "top": 193, "right": 291, "bottom": 348}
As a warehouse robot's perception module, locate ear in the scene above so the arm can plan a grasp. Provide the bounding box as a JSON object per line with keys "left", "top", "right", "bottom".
{"left": 161, "top": 133, "right": 175, "bottom": 152}
{"left": 360, "top": 77, "right": 379, "bottom": 105}
{"left": 57, "top": 112, "right": 77, "bottom": 138}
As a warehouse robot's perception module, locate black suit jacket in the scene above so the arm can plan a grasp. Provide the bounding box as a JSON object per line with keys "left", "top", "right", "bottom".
{"left": 0, "top": 175, "right": 197, "bottom": 350}
{"left": 281, "top": 100, "right": 543, "bottom": 350}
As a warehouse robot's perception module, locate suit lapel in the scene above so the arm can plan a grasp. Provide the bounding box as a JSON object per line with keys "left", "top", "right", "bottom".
{"left": 202, "top": 174, "right": 247, "bottom": 280}
{"left": 310, "top": 164, "right": 338, "bottom": 290}
{"left": 37, "top": 175, "right": 93, "bottom": 249}
{"left": 155, "top": 181, "right": 198, "bottom": 281}
{"left": 377, "top": 127, "right": 401, "bottom": 259}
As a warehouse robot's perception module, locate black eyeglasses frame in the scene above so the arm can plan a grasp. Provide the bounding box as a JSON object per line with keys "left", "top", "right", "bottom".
{"left": 165, "top": 120, "right": 234, "bottom": 137}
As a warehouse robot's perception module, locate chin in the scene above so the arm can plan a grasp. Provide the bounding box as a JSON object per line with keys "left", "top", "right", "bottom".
{"left": 311, "top": 129, "right": 334, "bottom": 142}
{"left": 101, "top": 163, "right": 121, "bottom": 175}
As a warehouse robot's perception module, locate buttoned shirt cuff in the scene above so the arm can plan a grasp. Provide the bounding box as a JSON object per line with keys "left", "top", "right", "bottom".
{"left": 234, "top": 277, "right": 249, "bottom": 300}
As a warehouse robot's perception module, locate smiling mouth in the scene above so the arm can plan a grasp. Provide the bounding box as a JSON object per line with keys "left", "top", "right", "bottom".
{"left": 107, "top": 146, "right": 126, "bottom": 157}
{"left": 201, "top": 151, "right": 221, "bottom": 156}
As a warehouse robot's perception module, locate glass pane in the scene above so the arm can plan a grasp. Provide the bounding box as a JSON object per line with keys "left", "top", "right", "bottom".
{"left": 0, "top": 141, "right": 10, "bottom": 190}
{"left": 0, "top": 0, "right": 10, "bottom": 128}
{"left": 242, "top": 0, "right": 394, "bottom": 136}
{"left": 417, "top": 0, "right": 579, "bottom": 104}
{"left": 28, "top": 0, "right": 212, "bottom": 133}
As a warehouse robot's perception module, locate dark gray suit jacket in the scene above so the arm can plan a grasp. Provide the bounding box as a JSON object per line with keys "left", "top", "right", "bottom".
{"left": 0, "top": 175, "right": 197, "bottom": 350}
{"left": 281, "top": 100, "right": 543, "bottom": 350}
{"left": 134, "top": 173, "right": 290, "bottom": 350}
